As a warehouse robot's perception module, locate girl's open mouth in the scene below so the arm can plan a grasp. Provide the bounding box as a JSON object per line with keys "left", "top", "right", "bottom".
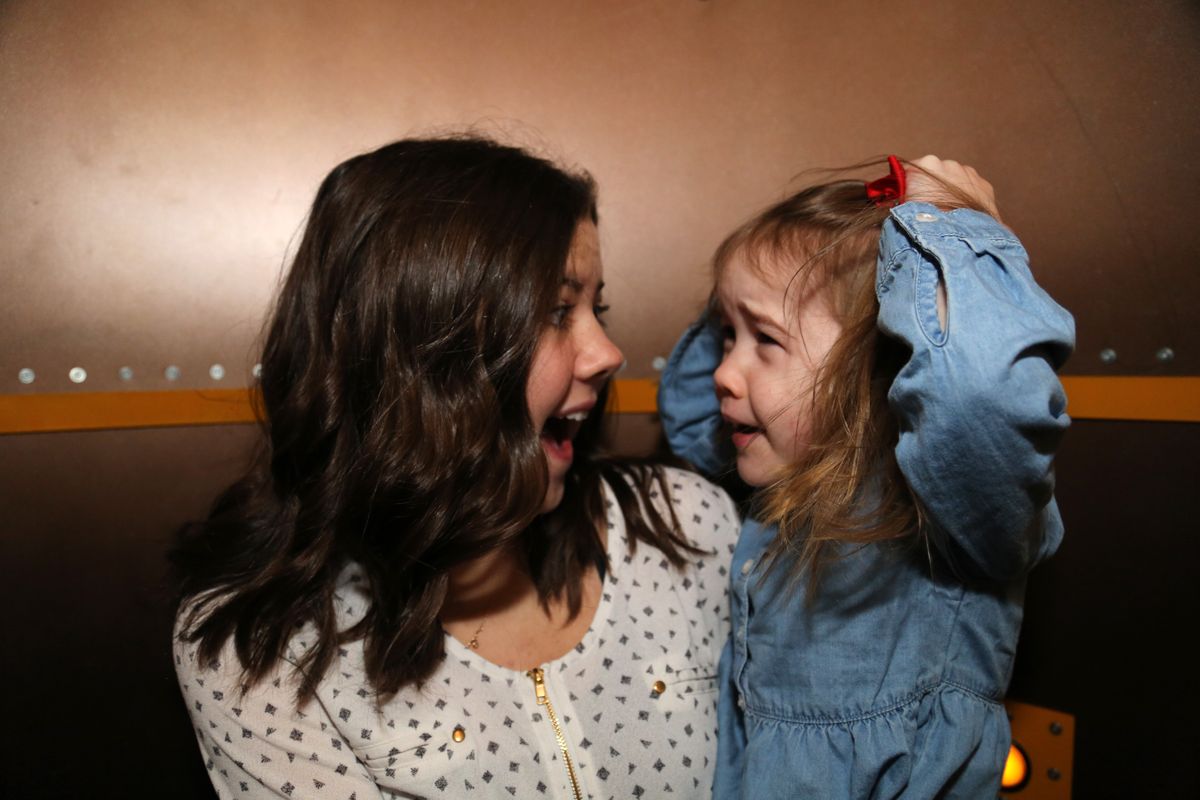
{"left": 730, "top": 422, "right": 762, "bottom": 450}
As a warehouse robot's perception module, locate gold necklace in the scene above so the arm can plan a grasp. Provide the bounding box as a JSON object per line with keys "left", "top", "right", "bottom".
{"left": 466, "top": 619, "right": 485, "bottom": 650}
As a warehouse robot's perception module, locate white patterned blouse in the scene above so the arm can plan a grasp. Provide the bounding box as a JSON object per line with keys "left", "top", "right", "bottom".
{"left": 175, "top": 468, "right": 739, "bottom": 800}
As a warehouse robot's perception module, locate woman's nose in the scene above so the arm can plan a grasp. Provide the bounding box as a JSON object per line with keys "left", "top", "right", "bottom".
{"left": 580, "top": 326, "right": 624, "bottom": 382}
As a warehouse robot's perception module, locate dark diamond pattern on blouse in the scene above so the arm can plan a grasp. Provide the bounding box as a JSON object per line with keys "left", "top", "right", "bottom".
{"left": 175, "top": 469, "right": 738, "bottom": 799}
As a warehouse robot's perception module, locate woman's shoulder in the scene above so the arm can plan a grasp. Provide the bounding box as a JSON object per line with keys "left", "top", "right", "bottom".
{"left": 172, "top": 596, "right": 385, "bottom": 797}
{"left": 171, "top": 576, "right": 357, "bottom": 704}
{"left": 172, "top": 591, "right": 298, "bottom": 699}
{"left": 610, "top": 463, "right": 741, "bottom": 556}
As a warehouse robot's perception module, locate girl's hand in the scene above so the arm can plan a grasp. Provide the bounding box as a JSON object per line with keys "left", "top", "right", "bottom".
{"left": 906, "top": 155, "right": 1002, "bottom": 222}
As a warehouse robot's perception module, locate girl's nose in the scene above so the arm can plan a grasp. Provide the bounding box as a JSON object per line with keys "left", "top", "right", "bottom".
{"left": 713, "top": 353, "right": 745, "bottom": 399}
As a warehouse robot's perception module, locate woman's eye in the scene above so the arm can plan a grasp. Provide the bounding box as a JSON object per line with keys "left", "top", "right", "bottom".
{"left": 593, "top": 303, "right": 610, "bottom": 327}
{"left": 551, "top": 304, "right": 572, "bottom": 328}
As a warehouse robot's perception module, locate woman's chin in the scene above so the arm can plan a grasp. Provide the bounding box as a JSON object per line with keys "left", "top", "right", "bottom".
{"left": 538, "top": 437, "right": 573, "bottom": 513}
{"left": 539, "top": 480, "right": 565, "bottom": 514}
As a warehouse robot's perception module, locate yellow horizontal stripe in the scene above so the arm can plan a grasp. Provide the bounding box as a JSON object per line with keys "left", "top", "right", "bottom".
{"left": 1060, "top": 376, "right": 1200, "bottom": 423}
{"left": 0, "top": 389, "right": 259, "bottom": 434}
{"left": 0, "top": 377, "right": 1196, "bottom": 435}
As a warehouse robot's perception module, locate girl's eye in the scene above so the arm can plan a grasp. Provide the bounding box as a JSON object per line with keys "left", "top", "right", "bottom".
{"left": 755, "top": 331, "right": 781, "bottom": 347}
{"left": 593, "top": 303, "right": 610, "bottom": 327}
{"left": 720, "top": 326, "right": 735, "bottom": 353}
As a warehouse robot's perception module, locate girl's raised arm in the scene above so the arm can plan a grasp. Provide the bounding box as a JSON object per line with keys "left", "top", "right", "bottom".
{"left": 877, "top": 159, "right": 1075, "bottom": 581}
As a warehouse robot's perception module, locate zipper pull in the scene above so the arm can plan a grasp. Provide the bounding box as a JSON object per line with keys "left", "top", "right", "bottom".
{"left": 527, "top": 667, "right": 548, "bottom": 705}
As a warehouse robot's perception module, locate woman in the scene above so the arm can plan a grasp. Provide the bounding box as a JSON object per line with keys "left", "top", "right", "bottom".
{"left": 172, "top": 136, "right": 739, "bottom": 799}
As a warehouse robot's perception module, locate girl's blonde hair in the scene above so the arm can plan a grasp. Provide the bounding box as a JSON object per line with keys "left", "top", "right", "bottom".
{"left": 713, "top": 160, "right": 983, "bottom": 594}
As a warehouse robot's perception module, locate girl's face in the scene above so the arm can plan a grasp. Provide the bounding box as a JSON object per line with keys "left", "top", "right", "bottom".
{"left": 527, "top": 221, "right": 623, "bottom": 513}
{"left": 713, "top": 250, "right": 843, "bottom": 487}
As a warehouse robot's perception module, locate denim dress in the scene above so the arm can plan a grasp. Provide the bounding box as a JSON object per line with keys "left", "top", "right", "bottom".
{"left": 658, "top": 203, "right": 1076, "bottom": 799}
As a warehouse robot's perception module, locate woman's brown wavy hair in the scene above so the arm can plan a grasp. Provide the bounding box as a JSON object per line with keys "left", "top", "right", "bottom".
{"left": 713, "top": 159, "right": 983, "bottom": 595}
{"left": 171, "top": 136, "right": 698, "bottom": 705}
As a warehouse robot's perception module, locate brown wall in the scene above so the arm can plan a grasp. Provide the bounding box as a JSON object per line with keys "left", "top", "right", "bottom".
{"left": 2, "top": 1, "right": 1198, "bottom": 797}
{"left": 3, "top": 0, "right": 1198, "bottom": 389}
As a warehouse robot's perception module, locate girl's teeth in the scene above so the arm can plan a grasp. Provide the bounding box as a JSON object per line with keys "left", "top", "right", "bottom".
{"left": 565, "top": 412, "right": 588, "bottom": 422}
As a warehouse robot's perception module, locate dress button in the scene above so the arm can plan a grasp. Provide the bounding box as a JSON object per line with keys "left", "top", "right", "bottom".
{"left": 652, "top": 680, "right": 667, "bottom": 696}
{"left": 737, "top": 695, "right": 746, "bottom": 710}
{"left": 452, "top": 725, "right": 466, "bottom": 743}
{"left": 741, "top": 559, "right": 754, "bottom": 575}
{"left": 915, "top": 212, "right": 937, "bottom": 222}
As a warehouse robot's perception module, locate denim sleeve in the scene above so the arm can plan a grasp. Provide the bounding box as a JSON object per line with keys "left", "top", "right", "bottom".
{"left": 877, "top": 202, "right": 1076, "bottom": 581}
{"left": 657, "top": 313, "right": 733, "bottom": 477}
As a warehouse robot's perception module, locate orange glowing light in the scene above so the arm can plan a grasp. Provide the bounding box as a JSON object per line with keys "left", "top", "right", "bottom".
{"left": 1001, "top": 742, "right": 1029, "bottom": 791}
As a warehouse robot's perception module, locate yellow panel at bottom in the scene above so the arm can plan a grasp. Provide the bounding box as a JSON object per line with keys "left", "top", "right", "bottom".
{"left": 1002, "top": 699, "right": 1075, "bottom": 798}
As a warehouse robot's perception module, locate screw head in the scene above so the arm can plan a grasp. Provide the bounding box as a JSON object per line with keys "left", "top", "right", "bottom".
{"left": 68, "top": 367, "right": 88, "bottom": 384}
{"left": 1099, "top": 348, "right": 1117, "bottom": 364}
{"left": 1155, "top": 347, "right": 1175, "bottom": 363}
{"left": 118, "top": 366, "right": 134, "bottom": 381}
{"left": 651, "top": 356, "right": 667, "bottom": 371}
{"left": 1048, "top": 767, "right": 1062, "bottom": 781}
{"left": 164, "top": 365, "right": 181, "bottom": 381}
{"left": 209, "top": 363, "right": 226, "bottom": 381}
{"left": 1049, "top": 721, "right": 1063, "bottom": 735}
{"left": 251, "top": 363, "right": 263, "bottom": 379}
{"left": 18, "top": 368, "right": 35, "bottom": 384}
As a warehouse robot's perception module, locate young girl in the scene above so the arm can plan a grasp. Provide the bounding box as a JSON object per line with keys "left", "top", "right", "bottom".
{"left": 658, "top": 156, "right": 1075, "bottom": 798}
{"left": 172, "top": 136, "right": 740, "bottom": 799}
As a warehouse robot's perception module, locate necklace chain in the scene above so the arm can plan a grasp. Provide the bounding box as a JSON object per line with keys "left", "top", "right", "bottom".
{"left": 466, "top": 619, "right": 485, "bottom": 650}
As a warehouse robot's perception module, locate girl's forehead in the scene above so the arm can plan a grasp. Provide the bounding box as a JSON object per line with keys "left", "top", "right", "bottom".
{"left": 718, "top": 248, "right": 837, "bottom": 320}
{"left": 718, "top": 248, "right": 795, "bottom": 298}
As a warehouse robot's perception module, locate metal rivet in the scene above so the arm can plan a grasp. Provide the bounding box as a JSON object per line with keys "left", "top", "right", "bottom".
{"left": 1047, "top": 767, "right": 1061, "bottom": 781}
{"left": 118, "top": 366, "right": 134, "bottom": 381}
{"left": 741, "top": 559, "right": 754, "bottom": 575}
{"left": 452, "top": 726, "right": 466, "bottom": 743}
{"left": 251, "top": 363, "right": 263, "bottom": 378}
{"left": 915, "top": 212, "right": 937, "bottom": 222}
{"left": 209, "top": 363, "right": 226, "bottom": 381}
{"left": 1099, "top": 348, "right": 1117, "bottom": 364}
{"left": 651, "top": 680, "right": 666, "bottom": 695}
{"left": 18, "top": 368, "right": 35, "bottom": 384}
{"left": 1156, "top": 347, "right": 1175, "bottom": 363}
{"left": 651, "top": 356, "right": 667, "bottom": 372}
{"left": 164, "top": 365, "right": 181, "bottom": 381}
{"left": 68, "top": 367, "right": 87, "bottom": 384}
{"left": 1049, "top": 721, "right": 1063, "bottom": 735}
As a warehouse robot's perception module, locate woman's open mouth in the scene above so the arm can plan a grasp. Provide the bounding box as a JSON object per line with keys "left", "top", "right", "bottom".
{"left": 541, "top": 412, "right": 586, "bottom": 462}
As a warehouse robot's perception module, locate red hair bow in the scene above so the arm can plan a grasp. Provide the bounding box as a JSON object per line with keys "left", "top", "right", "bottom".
{"left": 865, "top": 155, "right": 906, "bottom": 206}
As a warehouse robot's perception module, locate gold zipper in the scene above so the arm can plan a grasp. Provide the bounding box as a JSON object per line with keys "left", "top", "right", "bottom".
{"left": 527, "top": 667, "right": 584, "bottom": 800}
